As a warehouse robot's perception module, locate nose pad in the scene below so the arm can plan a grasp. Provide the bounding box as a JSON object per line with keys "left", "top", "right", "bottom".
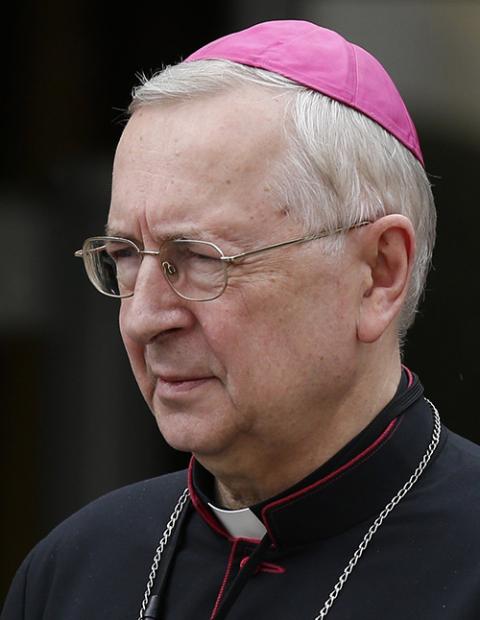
{"left": 162, "top": 261, "right": 177, "bottom": 276}
{"left": 120, "top": 256, "right": 192, "bottom": 345}
{"left": 125, "top": 252, "right": 178, "bottom": 306}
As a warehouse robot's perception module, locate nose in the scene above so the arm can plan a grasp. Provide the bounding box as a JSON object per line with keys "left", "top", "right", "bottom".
{"left": 119, "top": 252, "right": 195, "bottom": 345}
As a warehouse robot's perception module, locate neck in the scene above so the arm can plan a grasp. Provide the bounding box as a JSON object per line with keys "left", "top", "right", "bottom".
{"left": 200, "top": 355, "right": 402, "bottom": 510}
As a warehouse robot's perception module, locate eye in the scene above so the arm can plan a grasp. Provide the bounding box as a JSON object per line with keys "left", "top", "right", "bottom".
{"left": 187, "top": 248, "right": 217, "bottom": 261}
{"left": 173, "top": 241, "right": 221, "bottom": 262}
{"left": 106, "top": 243, "right": 138, "bottom": 264}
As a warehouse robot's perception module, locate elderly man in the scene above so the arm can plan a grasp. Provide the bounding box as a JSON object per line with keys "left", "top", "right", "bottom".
{"left": 3, "top": 20, "right": 480, "bottom": 620}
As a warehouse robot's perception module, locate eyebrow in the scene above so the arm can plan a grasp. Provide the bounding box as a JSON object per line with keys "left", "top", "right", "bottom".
{"left": 104, "top": 223, "right": 223, "bottom": 244}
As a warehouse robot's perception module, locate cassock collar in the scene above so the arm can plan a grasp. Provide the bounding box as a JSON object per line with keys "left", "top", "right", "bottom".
{"left": 189, "top": 369, "right": 440, "bottom": 550}
{"left": 207, "top": 503, "right": 267, "bottom": 539}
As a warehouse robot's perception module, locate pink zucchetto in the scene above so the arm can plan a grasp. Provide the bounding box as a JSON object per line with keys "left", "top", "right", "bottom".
{"left": 186, "top": 20, "right": 424, "bottom": 166}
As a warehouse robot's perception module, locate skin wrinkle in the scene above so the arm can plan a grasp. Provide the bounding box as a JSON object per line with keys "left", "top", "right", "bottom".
{"left": 111, "top": 86, "right": 412, "bottom": 508}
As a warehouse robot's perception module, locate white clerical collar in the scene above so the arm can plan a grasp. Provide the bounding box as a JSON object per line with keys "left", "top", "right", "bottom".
{"left": 208, "top": 502, "right": 267, "bottom": 539}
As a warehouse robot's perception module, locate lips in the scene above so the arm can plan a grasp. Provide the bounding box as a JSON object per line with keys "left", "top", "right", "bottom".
{"left": 154, "top": 374, "right": 215, "bottom": 397}
{"left": 158, "top": 374, "right": 210, "bottom": 383}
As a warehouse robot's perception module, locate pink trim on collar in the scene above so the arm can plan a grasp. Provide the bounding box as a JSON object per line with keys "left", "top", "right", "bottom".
{"left": 189, "top": 416, "right": 398, "bottom": 546}
{"left": 261, "top": 417, "right": 398, "bottom": 546}
{"left": 188, "top": 458, "right": 263, "bottom": 544}
{"left": 402, "top": 365, "right": 414, "bottom": 387}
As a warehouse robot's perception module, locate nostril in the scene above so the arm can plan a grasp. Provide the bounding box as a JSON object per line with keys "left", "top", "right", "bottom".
{"left": 155, "top": 327, "right": 182, "bottom": 340}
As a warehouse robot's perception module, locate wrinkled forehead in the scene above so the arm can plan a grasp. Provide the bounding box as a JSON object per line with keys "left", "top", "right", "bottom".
{"left": 108, "top": 89, "right": 292, "bottom": 241}
{"left": 116, "top": 87, "right": 287, "bottom": 171}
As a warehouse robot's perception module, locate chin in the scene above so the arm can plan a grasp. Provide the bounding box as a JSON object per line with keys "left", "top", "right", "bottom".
{"left": 150, "top": 389, "right": 241, "bottom": 456}
{"left": 153, "top": 412, "right": 235, "bottom": 458}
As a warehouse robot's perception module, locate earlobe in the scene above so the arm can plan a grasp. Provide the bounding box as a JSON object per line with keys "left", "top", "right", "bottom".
{"left": 357, "top": 216, "right": 415, "bottom": 344}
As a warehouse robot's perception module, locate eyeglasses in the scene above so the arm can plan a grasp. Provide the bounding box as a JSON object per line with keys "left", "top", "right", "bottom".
{"left": 74, "top": 222, "right": 369, "bottom": 301}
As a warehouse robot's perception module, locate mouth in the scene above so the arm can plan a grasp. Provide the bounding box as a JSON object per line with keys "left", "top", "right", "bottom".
{"left": 155, "top": 375, "right": 215, "bottom": 397}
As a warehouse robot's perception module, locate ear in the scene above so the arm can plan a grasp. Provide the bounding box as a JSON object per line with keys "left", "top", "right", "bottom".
{"left": 357, "top": 215, "right": 415, "bottom": 343}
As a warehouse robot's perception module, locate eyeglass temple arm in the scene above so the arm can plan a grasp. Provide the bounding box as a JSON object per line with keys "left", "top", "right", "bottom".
{"left": 73, "top": 222, "right": 370, "bottom": 262}
{"left": 75, "top": 242, "right": 120, "bottom": 258}
{"left": 221, "top": 221, "right": 370, "bottom": 264}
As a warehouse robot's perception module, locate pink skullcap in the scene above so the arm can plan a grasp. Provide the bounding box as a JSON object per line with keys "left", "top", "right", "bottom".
{"left": 185, "top": 20, "right": 424, "bottom": 166}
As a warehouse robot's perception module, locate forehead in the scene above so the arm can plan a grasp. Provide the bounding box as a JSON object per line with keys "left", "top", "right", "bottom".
{"left": 108, "top": 88, "right": 290, "bottom": 242}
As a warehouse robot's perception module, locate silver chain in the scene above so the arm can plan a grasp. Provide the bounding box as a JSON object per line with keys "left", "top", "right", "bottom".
{"left": 314, "top": 398, "right": 441, "bottom": 619}
{"left": 137, "top": 399, "right": 441, "bottom": 620}
{"left": 137, "top": 487, "right": 190, "bottom": 620}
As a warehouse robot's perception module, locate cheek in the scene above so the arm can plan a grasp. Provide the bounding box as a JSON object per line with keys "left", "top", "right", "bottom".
{"left": 196, "top": 308, "right": 262, "bottom": 402}
{"left": 119, "top": 310, "right": 149, "bottom": 389}
{"left": 230, "top": 286, "right": 354, "bottom": 384}
{"left": 118, "top": 308, "right": 132, "bottom": 360}
{"left": 202, "top": 306, "right": 293, "bottom": 402}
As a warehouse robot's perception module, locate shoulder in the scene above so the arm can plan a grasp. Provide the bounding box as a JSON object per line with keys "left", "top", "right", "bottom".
{"left": 422, "top": 427, "right": 480, "bottom": 518}
{"left": 438, "top": 427, "right": 480, "bottom": 477}
{"left": 444, "top": 428, "right": 480, "bottom": 463}
{"left": 39, "top": 468, "right": 188, "bottom": 552}
{"left": 2, "top": 470, "right": 188, "bottom": 619}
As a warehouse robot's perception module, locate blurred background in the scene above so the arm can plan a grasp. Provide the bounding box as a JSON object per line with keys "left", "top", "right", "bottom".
{"left": 2, "top": 0, "right": 479, "bottom": 600}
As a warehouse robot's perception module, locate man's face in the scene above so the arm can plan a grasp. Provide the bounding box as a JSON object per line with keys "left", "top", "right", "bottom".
{"left": 108, "top": 88, "right": 364, "bottom": 468}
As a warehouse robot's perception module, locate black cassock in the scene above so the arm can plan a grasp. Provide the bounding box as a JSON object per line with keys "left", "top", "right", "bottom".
{"left": 3, "top": 371, "right": 480, "bottom": 619}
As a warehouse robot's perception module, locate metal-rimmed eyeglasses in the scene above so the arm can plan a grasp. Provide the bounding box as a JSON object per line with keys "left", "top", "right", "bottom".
{"left": 74, "top": 222, "right": 369, "bottom": 302}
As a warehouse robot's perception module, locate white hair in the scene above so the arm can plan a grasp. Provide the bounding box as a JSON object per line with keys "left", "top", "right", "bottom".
{"left": 129, "top": 60, "right": 436, "bottom": 336}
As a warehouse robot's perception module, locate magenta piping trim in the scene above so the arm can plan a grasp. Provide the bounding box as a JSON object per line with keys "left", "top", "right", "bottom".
{"left": 188, "top": 457, "right": 229, "bottom": 539}
{"left": 188, "top": 458, "right": 264, "bottom": 544}
{"left": 239, "top": 556, "right": 286, "bottom": 574}
{"left": 261, "top": 417, "right": 398, "bottom": 544}
{"left": 402, "top": 364, "right": 414, "bottom": 387}
{"left": 210, "top": 540, "right": 239, "bottom": 619}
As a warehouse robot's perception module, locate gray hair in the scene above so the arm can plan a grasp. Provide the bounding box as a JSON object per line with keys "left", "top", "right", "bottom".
{"left": 129, "top": 60, "right": 436, "bottom": 337}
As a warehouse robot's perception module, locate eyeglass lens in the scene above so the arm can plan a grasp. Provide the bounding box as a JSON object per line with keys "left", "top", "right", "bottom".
{"left": 82, "top": 238, "right": 227, "bottom": 300}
